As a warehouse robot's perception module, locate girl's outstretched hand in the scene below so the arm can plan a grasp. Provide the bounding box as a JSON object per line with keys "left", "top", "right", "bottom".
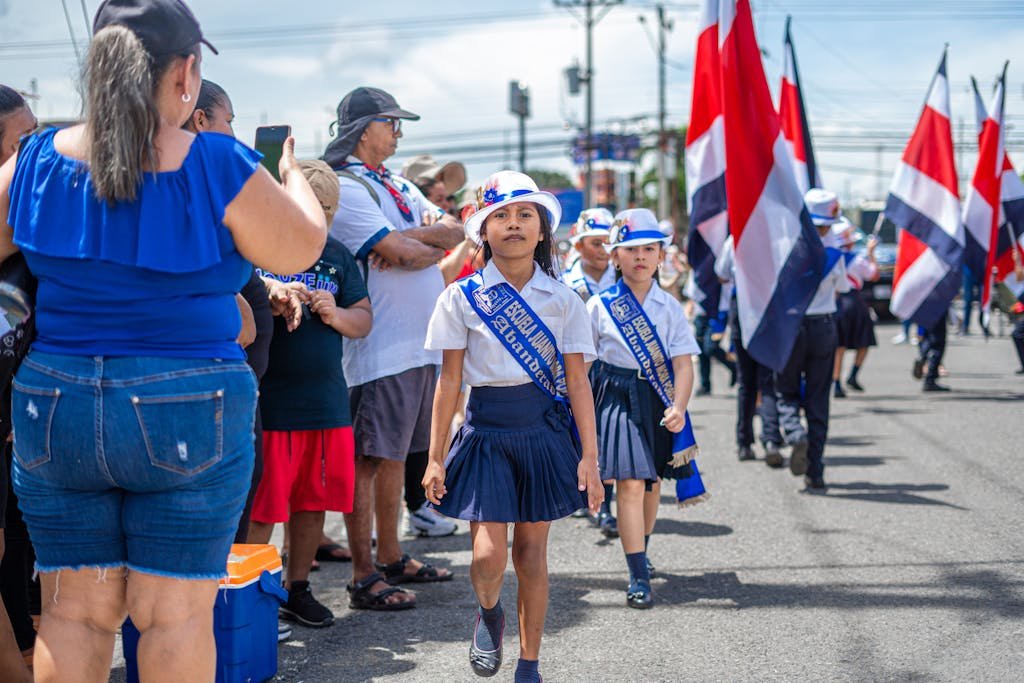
{"left": 578, "top": 458, "right": 604, "bottom": 515}
{"left": 422, "top": 461, "right": 448, "bottom": 506}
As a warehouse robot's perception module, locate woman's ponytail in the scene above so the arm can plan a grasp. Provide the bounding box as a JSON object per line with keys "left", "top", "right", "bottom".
{"left": 84, "top": 25, "right": 160, "bottom": 204}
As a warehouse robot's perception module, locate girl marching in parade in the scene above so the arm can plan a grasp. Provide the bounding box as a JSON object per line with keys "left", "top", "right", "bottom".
{"left": 562, "top": 208, "right": 616, "bottom": 302}
{"left": 422, "top": 171, "right": 604, "bottom": 682}
{"left": 587, "top": 209, "right": 702, "bottom": 609}
{"left": 831, "top": 218, "right": 880, "bottom": 398}
{"left": 562, "top": 207, "right": 619, "bottom": 537}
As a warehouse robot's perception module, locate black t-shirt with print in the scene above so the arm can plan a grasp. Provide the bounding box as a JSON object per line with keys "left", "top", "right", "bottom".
{"left": 257, "top": 237, "right": 368, "bottom": 431}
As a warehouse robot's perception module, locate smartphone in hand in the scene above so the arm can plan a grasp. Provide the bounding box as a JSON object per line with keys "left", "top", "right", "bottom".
{"left": 254, "top": 125, "right": 292, "bottom": 182}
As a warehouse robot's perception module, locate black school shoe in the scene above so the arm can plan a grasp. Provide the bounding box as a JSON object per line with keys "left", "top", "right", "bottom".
{"left": 788, "top": 437, "right": 809, "bottom": 476}
{"left": 469, "top": 608, "right": 504, "bottom": 678}
{"left": 626, "top": 581, "right": 653, "bottom": 609}
{"left": 280, "top": 580, "right": 335, "bottom": 628}
{"left": 764, "top": 442, "right": 784, "bottom": 468}
{"left": 803, "top": 475, "right": 827, "bottom": 492}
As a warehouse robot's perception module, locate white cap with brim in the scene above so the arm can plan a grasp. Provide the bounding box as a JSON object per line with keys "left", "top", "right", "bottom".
{"left": 463, "top": 171, "right": 562, "bottom": 245}
{"left": 804, "top": 187, "right": 842, "bottom": 226}
{"left": 570, "top": 208, "right": 614, "bottom": 245}
{"left": 605, "top": 208, "right": 672, "bottom": 252}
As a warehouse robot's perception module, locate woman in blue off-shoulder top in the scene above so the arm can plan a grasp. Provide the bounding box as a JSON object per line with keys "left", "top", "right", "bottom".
{"left": 0, "top": 1, "right": 326, "bottom": 681}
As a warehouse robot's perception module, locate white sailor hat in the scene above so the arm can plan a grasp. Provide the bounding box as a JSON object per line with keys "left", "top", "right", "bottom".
{"left": 606, "top": 208, "right": 672, "bottom": 252}
{"left": 804, "top": 188, "right": 842, "bottom": 226}
{"left": 463, "top": 171, "right": 562, "bottom": 245}
{"left": 569, "top": 208, "right": 614, "bottom": 244}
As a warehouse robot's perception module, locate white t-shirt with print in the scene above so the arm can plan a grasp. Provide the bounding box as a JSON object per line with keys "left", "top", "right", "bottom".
{"left": 330, "top": 156, "right": 446, "bottom": 387}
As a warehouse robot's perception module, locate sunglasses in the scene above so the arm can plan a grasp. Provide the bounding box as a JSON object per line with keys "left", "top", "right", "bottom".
{"left": 372, "top": 117, "right": 401, "bottom": 134}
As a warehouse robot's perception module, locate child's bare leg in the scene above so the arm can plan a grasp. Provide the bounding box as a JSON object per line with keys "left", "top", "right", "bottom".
{"left": 616, "top": 479, "right": 646, "bottom": 553}
{"left": 511, "top": 521, "right": 551, "bottom": 660}
{"left": 470, "top": 522, "right": 508, "bottom": 608}
{"left": 643, "top": 480, "right": 660, "bottom": 537}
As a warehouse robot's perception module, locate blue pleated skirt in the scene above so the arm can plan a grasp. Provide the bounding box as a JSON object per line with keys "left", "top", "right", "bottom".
{"left": 435, "top": 383, "right": 587, "bottom": 523}
{"left": 593, "top": 361, "right": 679, "bottom": 482}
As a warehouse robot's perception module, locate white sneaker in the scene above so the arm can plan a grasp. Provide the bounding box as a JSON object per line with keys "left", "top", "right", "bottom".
{"left": 891, "top": 332, "right": 907, "bottom": 345}
{"left": 406, "top": 502, "right": 457, "bottom": 537}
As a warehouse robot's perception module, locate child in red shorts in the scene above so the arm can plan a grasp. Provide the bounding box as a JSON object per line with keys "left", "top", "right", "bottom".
{"left": 248, "top": 160, "right": 372, "bottom": 627}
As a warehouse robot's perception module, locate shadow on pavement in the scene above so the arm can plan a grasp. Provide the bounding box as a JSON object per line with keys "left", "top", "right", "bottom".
{"left": 819, "top": 481, "right": 967, "bottom": 509}
{"left": 825, "top": 435, "right": 877, "bottom": 447}
{"left": 823, "top": 455, "right": 895, "bottom": 467}
{"left": 651, "top": 518, "right": 733, "bottom": 537}
{"left": 931, "top": 391, "right": 1024, "bottom": 402}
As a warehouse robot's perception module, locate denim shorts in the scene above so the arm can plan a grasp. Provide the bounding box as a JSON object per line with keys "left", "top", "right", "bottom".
{"left": 11, "top": 351, "right": 257, "bottom": 579}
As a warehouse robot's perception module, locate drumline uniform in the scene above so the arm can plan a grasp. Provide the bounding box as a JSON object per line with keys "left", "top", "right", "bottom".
{"left": 425, "top": 261, "right": 595, "bottom": 523}
{"left": 588, "top": 283, "right": 701, "bottom": 485}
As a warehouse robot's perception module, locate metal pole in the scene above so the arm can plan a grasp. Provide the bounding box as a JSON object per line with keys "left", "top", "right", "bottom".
{"left": 656, "top": 4, "right": 668, "bottom": 219}
{"left": 585, "top": 1, "right": 594, "bottom": 207}
{"left": 519, "top": 113, "right": 526, "bottom": 172}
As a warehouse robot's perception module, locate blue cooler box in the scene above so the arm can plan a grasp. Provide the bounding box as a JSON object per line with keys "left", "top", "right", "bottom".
{"left": 122, "top": 544, "right": 287, "bottom": 683}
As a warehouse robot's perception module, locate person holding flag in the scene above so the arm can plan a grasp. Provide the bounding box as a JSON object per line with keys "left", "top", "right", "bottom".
{"left": 885, "top": 49, "right": 964, "bottom": 392}
{"left": 832, "top": 218, "right": 880, "bottom": 398}
{"left": 776, "top": 189, "right": 850, "bottom": 490}
{"left": 587, "top": 208, "right": 701, "bottom": 609}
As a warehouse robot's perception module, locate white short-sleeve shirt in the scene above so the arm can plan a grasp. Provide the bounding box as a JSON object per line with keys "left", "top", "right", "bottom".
{"left": 562, "top": 259, "right": 616, "bottom": 300}
{"left": 587, "top": 282, "right": 701, "bottom": 369}
{"left": 330, "top": 156, "right": 447, "bottom": 387}
{"left": 807, "top": 253, "right": 852, "bottom": 314}
{"left": 845, "top": 253, "right": 878, "bottom": 290}
{"left": 425, "top": 261, "right": 596, "bottom": 387}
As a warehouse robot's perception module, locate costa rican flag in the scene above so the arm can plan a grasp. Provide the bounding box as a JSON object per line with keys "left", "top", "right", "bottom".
{"left": 718, "top": 0, "right": 825, "bottom": 372}
{"left": 963, "top": 65, "right": 1013, "bottom": 322}
{"left": 977, "top": 67, "right": 1024, "bottom": 292}
{"left": 885, "top": 49, "right": 964, "bottom": 328}
{"left": 962, "top": 76, "right": 993, "bottom": 285}
{"left": 779, "top": 16, "right": 821, "bottom": 194}
{"left": 684, "top": 0, "right": 728, "bottom": 318}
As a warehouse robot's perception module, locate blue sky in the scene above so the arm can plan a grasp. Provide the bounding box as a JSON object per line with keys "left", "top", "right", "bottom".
{"left": 2, "top": 1, "right": 1022, "bottom": 207}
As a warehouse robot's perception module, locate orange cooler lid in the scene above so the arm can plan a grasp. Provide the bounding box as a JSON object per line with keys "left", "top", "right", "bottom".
{"left": 220, "top": 544, "right": 283, "bottom": 587}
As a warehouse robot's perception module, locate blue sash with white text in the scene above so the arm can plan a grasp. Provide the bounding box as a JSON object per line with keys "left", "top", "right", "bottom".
{"left": 459, "top": 273, "right": 570, "bottom": 407}
{"left": 598, "top": 281, "right": 708, "bottom": 506}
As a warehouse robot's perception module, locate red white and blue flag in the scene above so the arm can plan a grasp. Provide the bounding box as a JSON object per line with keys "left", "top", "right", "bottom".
{"left": 963, "top": 66, "right": 1016, "bottom": 321}
{"left": 779, "top": 16, "right": 821, "bottom": 194}
{"left": 718, "top": 0, "right": 824, "bottom": 371}
{"left": 886, "top": 50, "right": 964, "bottom": 328}
{"left": 684, "top": 0, "right": 729, "bottom": 318}
{"left": 971, "top": 67, "right": 1024, "bottom": 302}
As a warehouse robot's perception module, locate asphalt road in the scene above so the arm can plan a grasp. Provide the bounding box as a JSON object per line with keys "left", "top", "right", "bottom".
{"left": 110, "top": 323, "right": 1024, "bottom": 682}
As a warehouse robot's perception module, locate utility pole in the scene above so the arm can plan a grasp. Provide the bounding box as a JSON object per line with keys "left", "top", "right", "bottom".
{"left": 555, "top": 0, "right": 623, "bottom": 207}
{"left": 509, "top": 81, "right": 530, "bottom": 172}
{"left": 655, "top": 6, "right": 673, "bottom": 219}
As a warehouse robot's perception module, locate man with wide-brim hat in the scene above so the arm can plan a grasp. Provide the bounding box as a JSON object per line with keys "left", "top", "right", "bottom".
{"left": 324, "top": 86, "right": 464, "bottom": 612}
{"left": 402, "top": 154, "right": 467, "bottom": 215}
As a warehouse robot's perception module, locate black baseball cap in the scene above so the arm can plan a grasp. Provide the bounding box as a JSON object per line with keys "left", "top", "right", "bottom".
{"left": 336, "top": 87, "right": 419, "bottom": 125}
{"left": 93, "top": 0, "right": 218, "bottom": 56}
